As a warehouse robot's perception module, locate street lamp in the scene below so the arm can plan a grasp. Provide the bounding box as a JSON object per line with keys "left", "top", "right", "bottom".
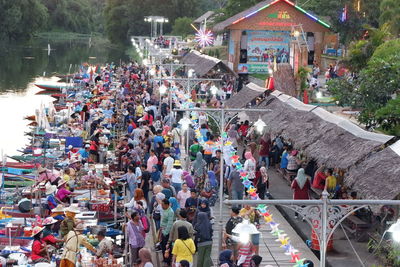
{"left": 253, "top": 117, "right": 266, "bottom": 133}
{"left": 179, "top": 116, "right": 191, "bottom": 131}
{"left": 159, "top": 84, "right": 167, "bottom": 95}
{"left": 232, "top": 219, "right": 260, "bottom": 244}
{"left": 388, "top": 218, "right": 400, "bottom": 242}
{"left": 210, "top": 85, "right": 218, "bottom": 96}
{"left": 188, "top": 69, "right": 195, "bottom": 78}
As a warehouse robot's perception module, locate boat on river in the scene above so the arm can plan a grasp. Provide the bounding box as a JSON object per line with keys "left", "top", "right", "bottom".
{"left": 34, "top": 82, "right": 73, "bottom": 91}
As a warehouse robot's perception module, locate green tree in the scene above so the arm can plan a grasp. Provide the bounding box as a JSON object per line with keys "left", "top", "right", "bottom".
{"left": 172, "top": 17, "right": 194, "bottom": 38}
{"left": 375, "top": 96, "right": 400, "bottom": 136}
{"left": 380, "top": 0, "right": 400, "bottom": 36}
{"left": 0, "top": 0, "right": 48, "bottom": 41}
{"left": 41, "top": 0, "right": 94, "bottom": 33}
{"left": 104, "top": 0, "right": 129, "bottom": 45}
{"left": 328, "top": 50, "right": 400, "bottom": 129}
{"left": 346, "top": 25, "right": 390, "bottom": 72}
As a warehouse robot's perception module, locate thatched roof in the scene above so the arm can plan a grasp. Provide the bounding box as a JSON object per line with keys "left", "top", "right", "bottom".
{"left": 193, "top": 11, "right": 215, "bottom": 24}
{"left": 213, "top": 0, "right": 273, "bottom": 32}
{"left": 346, "top": 142, "right": 400, "bottom": 200}
{"left": 274, "top": 64, "right": 297, "bottom": 97}
{"left": 242, "top": 84, "right": 394, "bottom": 169}
{"left": 224, "top": 83, "right": 266, "bottom": 108}
{"left": 181, "top": 50, "right": 237, "bottom": 77}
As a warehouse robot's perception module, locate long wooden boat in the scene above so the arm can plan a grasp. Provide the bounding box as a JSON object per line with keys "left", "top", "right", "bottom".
{"left": 4, "top": 163, "right": 35, "bottom": 169}
{"left": 34, "top": 82, "right": 73, "bottom": 91}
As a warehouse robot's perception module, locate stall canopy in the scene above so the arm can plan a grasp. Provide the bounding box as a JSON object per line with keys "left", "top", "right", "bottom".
{"left": 181, "top": 50, "right": 238, "bottom": 78}
{"left": 346, "top": 141, "right": 400, "bottom": 201}
{"left": 240, "top": 83, "right": 400, "bottom": 200}
{"left": 242, "top": 83, "right": 394, "bottom": 170}
{"left": 224, "top": 83, "right": 266, "bottom": 108}
{"left": 193, "top": 11, "right": 216, "bottom": 24}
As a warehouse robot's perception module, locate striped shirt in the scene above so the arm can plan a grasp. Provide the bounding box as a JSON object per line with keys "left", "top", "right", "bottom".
{"left": 238, "top": 243, "right": 253, "bottom": 267}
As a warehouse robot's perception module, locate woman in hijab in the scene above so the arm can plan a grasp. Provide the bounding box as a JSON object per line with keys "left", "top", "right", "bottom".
{"left": 219, "top": 249, "right": 234, "bottom": 267}
{"left": 291, "top": 168, "right": 310, "bottom": 219}
{"left": 244, "top": 151, "right": 256, "bottom": 181}
{"left": 207, "top": 171, "right": 218, "bottom": 189}
{"left": 183, "top": 171, "right": 195, "bottom": 189}
{"left": 227, "top": 124, "right": 239, "bottom": 150}
{"left": 193, "top": 152, "right": 207, "bottom": 192}
{"left": 194, "top": 198, "right": 213, "bottom": 225}
{"left": 169, "top": 197, "right": 180, "bottom": 215}
{"left": 194, "top": 212, "right": 213, "bottom": 267}
{"left": 257, "top": 166, "right": 269, "bottom": 200}
{"left": 138, "top": 247, "right": 153, "bottom": 267}
{"left": 150, "top": 165, "right": 161, "bottom": 186}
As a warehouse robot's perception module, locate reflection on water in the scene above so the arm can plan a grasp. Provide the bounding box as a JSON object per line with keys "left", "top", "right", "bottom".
{"left": 0, "top": 39, "right": 128, "bottom": 156}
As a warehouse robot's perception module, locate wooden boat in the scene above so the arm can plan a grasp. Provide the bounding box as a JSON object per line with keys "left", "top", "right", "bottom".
{"left": 35, "top": 90, "right": 54, "bottom": 95}
{"left": 3, "top": 180, "right": 35, "bottom": 188}
{"left": 23, "top": 116, "right": 35, "bottom": 121}
{"left": 51, "top": 93, "right": 66, "bottom": 99}
{"left": 5, "top": 163, "right": 35, "bottom": 169}
{"left": 34, "top": 82, "right": 73, "bottom": 91}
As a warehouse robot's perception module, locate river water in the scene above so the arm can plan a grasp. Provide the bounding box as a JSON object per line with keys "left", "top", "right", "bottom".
{"left": 0, "top": 39, "right": 128, "bottom": 156}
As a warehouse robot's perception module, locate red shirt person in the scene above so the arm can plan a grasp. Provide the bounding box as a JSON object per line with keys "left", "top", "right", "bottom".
{"left": 291, "top": 168, "right": 310, "bottom": 200}
{"left": 312, "top": 168, "right": 327, "bottom": 190}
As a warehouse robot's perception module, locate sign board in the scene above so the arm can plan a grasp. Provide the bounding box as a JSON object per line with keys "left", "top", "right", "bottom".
{"left": 245, "top": 30, "right": 291, "bottom": 73}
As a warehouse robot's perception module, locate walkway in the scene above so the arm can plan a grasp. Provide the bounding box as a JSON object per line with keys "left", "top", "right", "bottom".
{"left": 266, "top": 168, "right": 381, "bottom": 267}
{"left": 181, "top": 139, "right": 319, "bottom": 266}
{"left": 210, "top": 200, "right": 320, "bottom": 266}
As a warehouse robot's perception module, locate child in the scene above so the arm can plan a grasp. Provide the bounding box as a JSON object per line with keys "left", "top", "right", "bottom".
{"left": 237, "top": 241, "right": 253, "bottom": 267}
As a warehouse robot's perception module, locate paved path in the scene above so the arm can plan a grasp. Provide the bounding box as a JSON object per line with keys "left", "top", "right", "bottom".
{"left": 209, "top": 199, "right": 320, "bottom": 266}
{"left": 266, "top": 168, "right": 381, "bottom": 267}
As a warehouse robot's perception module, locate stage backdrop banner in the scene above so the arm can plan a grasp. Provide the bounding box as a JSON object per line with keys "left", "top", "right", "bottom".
{"left": 246, "top": 30, "right": 291, "bottom": 73}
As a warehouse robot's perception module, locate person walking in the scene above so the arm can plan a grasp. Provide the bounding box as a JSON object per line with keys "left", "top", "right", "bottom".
{"left": 60, "top": 224, "right": 96, "bottom": 267}
{"left": 228, "top": 166, "right": 244, "bottom": 208}
{"left": 193, "top": 152, "right": 207, "bottom": 192}
{"left": 291, "top": 168, "right": 310, "bottom": 219}
{"left": 194, "top": 212, "right": 213, "bottom": 267}
{"left": 244, "top": 151, "right": 256, "bottom": 182}
{"left": 127, "top": 211, "right": 145, "bottom": 266}
{"left": 168, "top": 209, "right": 195, "bottom": 250}
{"left": 171, "top": 226, "right": 196, "bottom": 267}
{"left": 160, "top": 199, "right": 175, "bottom": 266}
{"left": 170, "top": 160, "right": 184, "bottom": 193}
{"left": 177, "top": 183, "right": 191, "bottom": 209}
{"left": 257, "top": 166, "right": 269, "bottom": 199}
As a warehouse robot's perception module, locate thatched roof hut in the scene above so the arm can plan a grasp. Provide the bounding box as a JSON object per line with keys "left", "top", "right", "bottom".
{"left": 235, "top": 83, "right": 399, "bottom": 200}
{"left": 224, "top": 83, "right": 266, "bottom": 108}
{"left": 243, "top": 83, "right": 393, "bottom": 169}
{"left": 181, "top": 50, "right": 237, "bottom": 78}
{"left": 346, "top": 142, "right": 400, "bottom": 200}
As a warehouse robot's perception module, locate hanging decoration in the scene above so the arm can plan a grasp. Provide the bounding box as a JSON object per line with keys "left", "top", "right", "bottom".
{"left": 195, "top": 28, "right": 214, "bottom": 47}
{"left": 191, "top": 23, "right": 214, "bottom": 48}
{"left": 164, "top": 81, "right": 306, "bottom": 267}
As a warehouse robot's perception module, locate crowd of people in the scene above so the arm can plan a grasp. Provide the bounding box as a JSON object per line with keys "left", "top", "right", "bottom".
{"left": 26, "top": 56, "right": 333, "bottom": 267}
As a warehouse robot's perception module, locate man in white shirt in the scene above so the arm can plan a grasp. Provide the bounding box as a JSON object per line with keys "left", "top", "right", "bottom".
{"left": 163, "top": 150, "right": 174, "bottom": 178}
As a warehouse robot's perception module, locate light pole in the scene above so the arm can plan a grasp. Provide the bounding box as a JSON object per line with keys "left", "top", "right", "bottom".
{"left": 175, "top": 107, "right": 272, "bottom": 252}
{"left": 225, "top": 196, "right": 400, "bottom": 267}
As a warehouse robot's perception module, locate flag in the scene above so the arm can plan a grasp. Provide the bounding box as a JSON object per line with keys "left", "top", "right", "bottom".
{"left": 341, "top": 5, "right": 348, "bottom": 22}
